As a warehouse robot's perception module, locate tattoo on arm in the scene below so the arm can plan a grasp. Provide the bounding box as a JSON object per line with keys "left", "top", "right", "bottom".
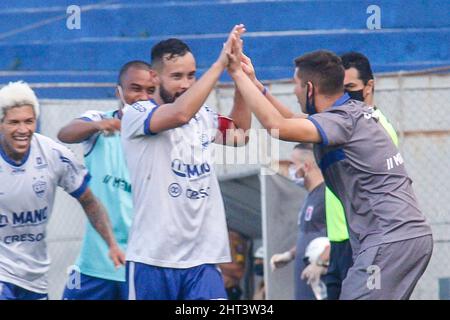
{"left": 78, "top": 189, "right": 114, "bottom": 247}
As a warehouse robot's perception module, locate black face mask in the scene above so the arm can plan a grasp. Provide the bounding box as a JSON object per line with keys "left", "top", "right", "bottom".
{"left": 306, "top": 83, "right": 317, "bottom": 115}
{"left": 346, "top": 89, "right": 365, "bottom": 102}
{"left": 254, "top": 263, "right": 264, "bottom": 276}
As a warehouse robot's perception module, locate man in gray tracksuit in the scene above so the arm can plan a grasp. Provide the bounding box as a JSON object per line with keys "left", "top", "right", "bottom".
{"left": 228, "top": 47, "right": 433, "bottom": 300}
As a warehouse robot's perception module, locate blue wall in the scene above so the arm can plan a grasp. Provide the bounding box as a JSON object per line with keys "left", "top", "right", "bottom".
{"left": 0, "top": 0, "right": 448, "bottom": 98}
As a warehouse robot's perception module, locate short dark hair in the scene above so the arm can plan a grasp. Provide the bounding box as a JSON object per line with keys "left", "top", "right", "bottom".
{"left": 341, "top": 52, "right": 374, "bottom": 84}
{"left": 151, "top": 38, "right": 191, "bottom": 70}
{"left": 117, "top": 60, "right": 152, "bottom": 85}
{"left": 294, "top": 50, "right": 344, "bottom": 95}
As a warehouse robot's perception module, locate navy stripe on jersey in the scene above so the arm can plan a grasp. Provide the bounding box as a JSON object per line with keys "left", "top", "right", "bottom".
{"left": 319, "top": 149, "right": 346, "bottom": 172}
{"left": 332, "top": 93, "right": 351, "bottom": 108}
{"left": 84, "top": 134, "right": 101, "bottom": 157}
{"left": 70, "top": 173, "right": 91, "bottom": 198}
{"left": 78, "top": 117, "right": 93, "bottom": 122}
{"left": 143, "top": 105, "right": 161, "bottom": 136}
{"left": 308, "top": 116, "right": 329, "bottom": 146}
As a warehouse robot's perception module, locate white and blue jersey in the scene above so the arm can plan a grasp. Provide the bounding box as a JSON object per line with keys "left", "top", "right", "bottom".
{"left": 0, "top": 133, "right": 89, "bottom": 294}
{"left": 73, "top": 109, "right": 133, "bottom": 282}
{"left": 121, "top": 100, "right": 231, "bottom": 269}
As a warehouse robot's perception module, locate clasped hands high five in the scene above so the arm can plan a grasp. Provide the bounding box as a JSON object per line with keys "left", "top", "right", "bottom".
{"left": 217, "top": 24, "right": 256, "bottom": 80}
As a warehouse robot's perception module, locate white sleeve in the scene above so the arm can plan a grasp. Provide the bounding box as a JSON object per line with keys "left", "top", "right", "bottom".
{"left": 122, "top": 101, "right": 160, "bottom": 139}
{"left": 78, "top": 110, "right": 104, "bottom": 156}
{"left": 51, "top": 143, "right": 90, "bottom": 198}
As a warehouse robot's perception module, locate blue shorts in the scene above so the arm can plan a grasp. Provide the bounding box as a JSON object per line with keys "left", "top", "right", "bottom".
{"left": 0, "top": 281, "right": 48, "bottom": 300}
{"left": 62, "top": 270, "right": 128, "bottom": 300}
{"left": 127, "top": 261, "right": 227, "bottom": 300}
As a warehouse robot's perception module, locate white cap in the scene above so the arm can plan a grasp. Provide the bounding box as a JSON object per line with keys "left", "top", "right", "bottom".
{"left": 254, "top": 246, "right": 264, "bottom": 259}
{"left": 0, "top": 81, "right": 40, "bottom": 120}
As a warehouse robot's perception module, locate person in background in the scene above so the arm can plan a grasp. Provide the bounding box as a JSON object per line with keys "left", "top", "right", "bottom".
{"left": 58, "top": 61, "right": 155, "bottom": 300}
{"left": 219, "top": 229, "right": 249, "bottom": 300}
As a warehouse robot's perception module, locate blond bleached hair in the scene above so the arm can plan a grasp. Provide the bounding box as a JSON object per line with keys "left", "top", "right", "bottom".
{"left": 0, "top": 81, "right": 39, "bottom": 121}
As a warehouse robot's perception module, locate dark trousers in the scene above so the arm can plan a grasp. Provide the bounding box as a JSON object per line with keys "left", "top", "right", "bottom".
{"left": 326, "top": 240, "right": 353, "bottom": 300}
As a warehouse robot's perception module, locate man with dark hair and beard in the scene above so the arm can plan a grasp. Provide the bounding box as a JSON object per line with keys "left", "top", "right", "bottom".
{"left": 121, "top": 25, "right": 251, "bottom": 300}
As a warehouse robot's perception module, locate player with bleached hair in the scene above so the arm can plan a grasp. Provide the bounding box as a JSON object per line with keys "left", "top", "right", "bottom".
{"left": 0, "top": 81, "right": 124, "bottom": 300}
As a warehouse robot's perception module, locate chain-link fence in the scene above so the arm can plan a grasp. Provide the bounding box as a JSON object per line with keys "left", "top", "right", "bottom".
{"left": 35, "top": 68, "right": 450, "bottom": 299}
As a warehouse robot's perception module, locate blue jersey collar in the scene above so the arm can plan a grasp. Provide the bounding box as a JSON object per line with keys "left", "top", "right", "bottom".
{"left": 332, "top": 92, "right": 351, "bottom": 107}
{"left": 150, "top": 98, "right": 159, "bottom": 107}
{"left": 113, "top": 109, "right": 123, "bottom": 120}
{"left": 0, "top": 135, "right": 31, "bottom": 167}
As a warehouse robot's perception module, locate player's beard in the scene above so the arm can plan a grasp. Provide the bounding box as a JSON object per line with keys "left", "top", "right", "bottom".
{"left": 159, "top": 83, "right": 186, "bottom": 104}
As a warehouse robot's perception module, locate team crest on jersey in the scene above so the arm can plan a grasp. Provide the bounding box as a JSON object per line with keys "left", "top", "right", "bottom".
{"left": 305, "top": 205, "right": 314, "bottom": 221}
{"left": 33, "top": 180, "right": 47, "bottom": 198}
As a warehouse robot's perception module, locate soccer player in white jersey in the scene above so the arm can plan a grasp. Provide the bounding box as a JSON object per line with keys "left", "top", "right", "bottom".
{"left": 0, "top": 81, "right": 125, "bottom": 300}
{"left": 122, "top": 25, "right": 250, "bottom": 300}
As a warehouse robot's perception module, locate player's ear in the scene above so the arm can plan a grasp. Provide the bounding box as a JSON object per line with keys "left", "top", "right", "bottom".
{"left": 115, "top": 86, "right": 120, "bottom": 99}
{"left": 150, "top": 69, "right": 160, "bottom": 86}
{"left": 364, "top": 79, "right": 374, "bottom": 97}
{"left": 302, "top": 161, "right": 309, "bottom": 173}
{"left": 307, "top": 81, "right": 314, "bottom": 99}
{"left": 116, "top": 85, "right": 126, "bottom": 105}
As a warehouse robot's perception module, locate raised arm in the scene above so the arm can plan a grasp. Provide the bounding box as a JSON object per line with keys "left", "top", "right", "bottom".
{"left": 213, "top": 38, "right": 251, "bottom": 147}
{"left": 227, "top": 41, "right": 321, "bottom": 143}
{"left": 77, "top": 188, "right": 125, "bottom": 268}
{"left": 58, "top": 118, "right": 120, "bottom": 143}
{"left": 148, "top": 25, "right": 246, "bottom": 134}
{"left": 240, "top": 53, "right": 300, "bottom": 119}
